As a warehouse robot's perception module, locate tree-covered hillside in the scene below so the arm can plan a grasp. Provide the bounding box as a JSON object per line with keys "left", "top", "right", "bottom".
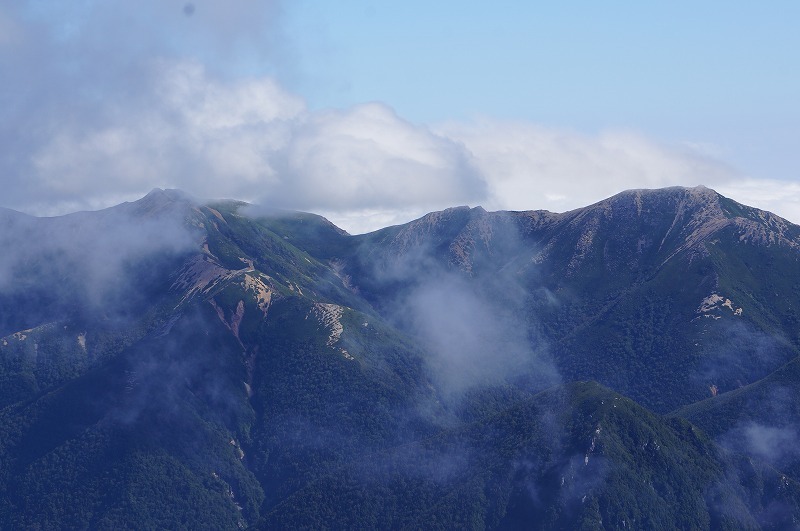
{"left": 3, "top": 187, "right": 800, "bottom": 529}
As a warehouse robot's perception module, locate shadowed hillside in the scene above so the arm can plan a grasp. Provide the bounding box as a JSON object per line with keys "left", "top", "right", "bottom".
{"left": 3, "top": 187, "right": 800, "bottom": 529}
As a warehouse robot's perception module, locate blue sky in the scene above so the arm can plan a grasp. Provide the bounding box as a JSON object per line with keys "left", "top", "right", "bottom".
{"left": 287, "top": 1, "right": 798, "bottom": 177}
{"left": 1, "top": 0, "right": 798, "bottom": 232}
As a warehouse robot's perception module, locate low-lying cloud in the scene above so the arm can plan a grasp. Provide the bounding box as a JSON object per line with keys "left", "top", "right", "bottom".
{"left": 0, "top": 197, "right": 196, "bottom": 333}
{"left": 359, "top": 219, "right": 560, "bottom": 402}
{"left": 402, "top": 272, "right": 546, "bottom": 398}
{"left": 720, "top": 421, "right": 800, "bottom": 470}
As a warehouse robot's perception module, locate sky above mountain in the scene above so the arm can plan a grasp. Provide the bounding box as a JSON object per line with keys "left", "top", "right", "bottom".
{"left": 1, "top": 0, "right": 798, "bottom": 233}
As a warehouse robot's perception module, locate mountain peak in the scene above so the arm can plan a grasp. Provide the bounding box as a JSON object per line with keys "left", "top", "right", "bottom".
{"left": 578, "top": 185, "right": 730, "bottom": 238}
{"left": 6, "top": 184, "right": 800, "bottom": 528}
{"left": 127, "top": 188, "right": 195, "bottom": 217}
{"left": 605, "top": 185, "right": 720, "bottom": 208}
{"left": 140, "top": 187, "right": 192, "bottom": 203}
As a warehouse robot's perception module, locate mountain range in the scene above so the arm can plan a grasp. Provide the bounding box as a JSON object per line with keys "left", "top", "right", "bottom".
{"left": 2, "top": 186, "right": 800, "bottom": 529}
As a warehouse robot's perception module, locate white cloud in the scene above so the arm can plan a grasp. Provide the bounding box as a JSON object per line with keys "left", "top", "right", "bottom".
{"left": 273, "top": 103, "right": 485, "bottom": 211}
{"left": 715, "top": 179, "right": 800, "bottom": 225}
{"left": 22, "top": 60, "right": 484, "bottom": 225}
{"left": 3, "top": 3, "right": 799, "bottom": 234}
{"left": 319, "top": 120, "right": 800, "bottom": 233}
{"left": 436, "top": 119, "right": 742, "bottom": 214}
{"left": 14, "top": 59, "right": 800, "bottom": 234}
{"left": 27, "top": 61, "right": 297, "bottom": 205}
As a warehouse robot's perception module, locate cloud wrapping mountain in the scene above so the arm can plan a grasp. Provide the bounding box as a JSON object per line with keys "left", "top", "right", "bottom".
{"left": 2, "top": 187, "right": 800, "bottom": 528}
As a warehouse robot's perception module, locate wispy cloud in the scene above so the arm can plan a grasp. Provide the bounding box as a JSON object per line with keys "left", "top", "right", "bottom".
{"left": 437, "top": 120, "right": 742, "bottom": 212}
{"left": 715, "top": 179, "right": 800, "bottom": 226}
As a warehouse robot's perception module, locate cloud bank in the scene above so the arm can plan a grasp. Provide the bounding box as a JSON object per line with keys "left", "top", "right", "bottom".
{"left": 1, "top": 1, "right": 796, "bottom": 234}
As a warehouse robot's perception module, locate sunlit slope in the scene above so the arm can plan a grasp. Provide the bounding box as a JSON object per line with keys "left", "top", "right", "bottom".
{"left": 301, "top": 187, "right": 800, "bottom": 412}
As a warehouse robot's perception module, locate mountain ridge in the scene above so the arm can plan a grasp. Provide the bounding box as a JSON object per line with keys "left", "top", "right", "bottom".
{"left": 3, "top": 185, "right": 800, "bottom": 528}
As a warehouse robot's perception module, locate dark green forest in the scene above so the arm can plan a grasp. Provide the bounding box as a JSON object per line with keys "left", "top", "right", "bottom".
{"left": 2, "top": 186, "right": 800, "bottom": 529}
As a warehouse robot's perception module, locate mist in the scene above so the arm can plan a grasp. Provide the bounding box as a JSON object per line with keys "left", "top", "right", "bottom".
{"left": 0, "top": 191, "right": 198, "bottom": 335}
{"left": 3, "top": 184, "right": 800, "bottom": 526}
{"left": 3, "top": 1, "right": 800, "bottom": 527}
{"left": 724, "top": 422, "right": 800, "bottom": 465}
{"left": 692, "top": 320, "right": 795, "bottom": 395}
{"left": 349, "top": 209, "right": 561, "bottom": 408}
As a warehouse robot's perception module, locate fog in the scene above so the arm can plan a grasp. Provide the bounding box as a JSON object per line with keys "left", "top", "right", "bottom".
{"left": 0, "top": 190, "right": 197, "bottom": 335}
{"left": 351, "top": 208, "right": 561, "bottom": 405}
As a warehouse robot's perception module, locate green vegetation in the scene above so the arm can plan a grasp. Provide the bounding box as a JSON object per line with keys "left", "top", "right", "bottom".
{"left": 3, "top": 186, "right": 800, "bottom": 528}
